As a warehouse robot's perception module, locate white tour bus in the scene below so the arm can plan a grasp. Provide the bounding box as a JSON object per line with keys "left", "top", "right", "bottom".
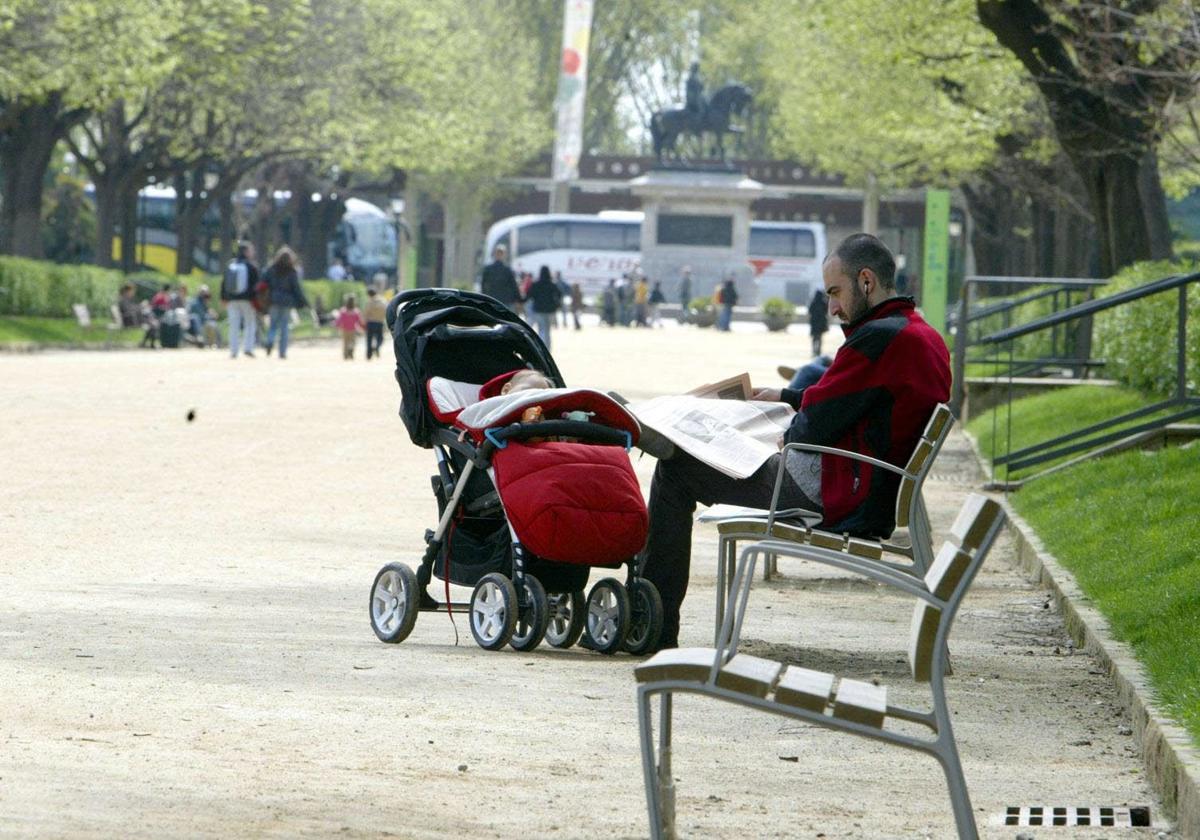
{"left": 482, "top": 212, "right": 826, "bottom": 303}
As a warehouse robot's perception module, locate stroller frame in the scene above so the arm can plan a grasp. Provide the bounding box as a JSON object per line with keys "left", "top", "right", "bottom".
{"left": 369, "top": 288, "right": 663, "bottom": 654}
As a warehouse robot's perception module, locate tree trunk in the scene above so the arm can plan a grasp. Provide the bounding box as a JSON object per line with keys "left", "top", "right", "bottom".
{"left": 119, "top": 177, "right": 142, "bottom": 273}
{"left": 93, "top": 171, "right": 120, "bottom": 268}
{"left": 218, "top": 191, "right": 235, "bottom": 268}
{"left": 977, "top": 0, "right": 1176, "bottom": 277}
{"left": 0, "top": 97, "right": 66, "bottom": 258}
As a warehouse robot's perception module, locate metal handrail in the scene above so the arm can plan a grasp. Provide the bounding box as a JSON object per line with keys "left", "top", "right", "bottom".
{"left": 950, "top": 275, "right": 1103, "bottom": 414}
{"left": 978, "top": 270, "right": 1199, "bottom": 486}
{"left": 978, "top": 271, "right": 1200, "bottom": 344}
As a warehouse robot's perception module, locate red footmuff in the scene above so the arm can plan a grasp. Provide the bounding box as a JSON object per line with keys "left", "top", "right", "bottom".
{"left": 490, "top": 440, "right": 648, "bottom": 566}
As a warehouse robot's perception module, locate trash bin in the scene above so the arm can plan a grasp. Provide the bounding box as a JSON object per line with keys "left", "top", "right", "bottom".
{"left": 160, "top": 321, "right": 181, "bottom": 348}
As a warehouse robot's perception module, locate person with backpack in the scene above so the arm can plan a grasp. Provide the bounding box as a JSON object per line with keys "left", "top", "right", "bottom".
{"left": 221, "top": 241, "right": 261, "bottom": 358}
{"left": 262, "top": 246, "right": 308, "bottom": 359}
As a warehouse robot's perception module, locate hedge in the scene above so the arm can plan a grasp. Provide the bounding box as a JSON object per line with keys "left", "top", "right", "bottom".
{"left": 301, "top": 279, "right": 372, "bottom": 313}
{"left": 0, "top": 256, "right": 373, "bottom": 321}
{"left": 1093, "top": 259, "right": 1200, "bottom": 397}
{"left": 0, "top": 256, "right": 127, "bottom": 317}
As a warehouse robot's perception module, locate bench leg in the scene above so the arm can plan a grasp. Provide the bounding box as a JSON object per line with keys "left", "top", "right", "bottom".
{"left": 638, "top": 687, "right": 677, "bottom": 840}
{"left": 938, "top": 738, "right": 978, "bottom": 840}
{"left": 715, "top": 536, "right": 738, "bottom": 646}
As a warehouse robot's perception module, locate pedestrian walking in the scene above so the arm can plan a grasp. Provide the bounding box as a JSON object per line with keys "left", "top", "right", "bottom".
{"left": 678, "top": 266, "right": 693, "bottom": 308}
{"left": 221, "top": 241, "right": 261, "bottom": 358}
{"left": 649, "top": 280, "right": 666, "bottom": 327}
{"left": 263, "top": 246, "right": 309, "bottom": 359}
{"left": 570, "top": 281, "right": 584, "bottom": 330}
{"left": 479, "top": 245, "right": 521, "bottom": 312}
{"left": 335, "top": 294, "right": 365, "bottom": 360}
{"left": 808, "top": 286, "right": 829, "bottom": 357}
{"left": 526, "top": 265, "right": 563, "bottom": 350}
{"left": 554, "top": 271, "right": 571, "bottom": 327}
{"left": 716, "top": 275, "right": 738, "bottom": 332}
{"left": 364, "top": 287, "right": 388, "bottom": 360}
{"left": 601, "top": 279, "right": 617, "bottom": 326}
{"left": 634, "top": 273, "right": 650, "bottom": 327}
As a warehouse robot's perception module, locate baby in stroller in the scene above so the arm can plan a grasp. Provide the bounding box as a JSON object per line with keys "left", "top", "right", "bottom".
{"left": 368, "top": 289, "right": 664, "bottom": 655}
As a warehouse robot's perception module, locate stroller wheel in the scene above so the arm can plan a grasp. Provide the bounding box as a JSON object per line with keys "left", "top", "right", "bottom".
{"left": 469, "top": 573, "right": 518, "bottom": 651}
{"left": 370, "top": 563, "right": 420, "bottom": 644}
{"left": 545, "top": 590, "right": 586, "bottom": 649}
{"left": 622, "top": 579, "right": 665, "bottom": 655}
{"left": 583, "top": 578, "right": 631, "bottom": 655}
{"left": 509, "top": 574, "right": 549, "bottom": 652}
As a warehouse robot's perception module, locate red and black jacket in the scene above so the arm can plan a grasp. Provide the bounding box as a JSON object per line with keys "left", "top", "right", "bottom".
{"left": 781, "top": 297, "right": 950, "bottom": 538}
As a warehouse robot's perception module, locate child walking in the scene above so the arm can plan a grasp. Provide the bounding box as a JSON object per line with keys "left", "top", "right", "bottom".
{"left": 335, "top": 294, "right": 365, "bottom": 360}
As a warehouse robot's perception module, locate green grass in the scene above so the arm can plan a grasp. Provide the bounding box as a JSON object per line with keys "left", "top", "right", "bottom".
{"left": 970, "top": 390, "right": 1200, "bottom": 745}
{"left": 967, "top": 386, "right": 1175, "bottom": 481}
{"left": 0, "top": 315, "right": 341, "bottom": 350}
{"left": 0, "top": 316, "right": 145, "bottom": 347}
{"left": 1006, "top": 444, "right": 1200, "bottom": 743}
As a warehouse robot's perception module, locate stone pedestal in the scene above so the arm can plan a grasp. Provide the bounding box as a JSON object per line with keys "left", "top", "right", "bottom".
{"left": 629, "top": 168, "right": 765, "bottom": 305}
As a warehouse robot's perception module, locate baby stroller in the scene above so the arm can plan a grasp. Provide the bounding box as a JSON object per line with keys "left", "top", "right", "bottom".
{"left": 368, "top": 288, "right": 664, "bottom": 654}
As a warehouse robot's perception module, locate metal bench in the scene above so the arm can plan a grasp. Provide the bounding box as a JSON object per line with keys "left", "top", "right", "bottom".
{"left": 712, "top": 403, "right": 954, "bottom": 641}
{"left": 635, "top": 493, "right": 1005, "bottom": 839}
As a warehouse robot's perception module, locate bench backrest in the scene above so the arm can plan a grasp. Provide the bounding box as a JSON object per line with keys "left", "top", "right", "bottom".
{"left": 894, "top": 403, "right": 954, "bottom": 528}
{"left": 907, "top": 493, "right": 1004, "bottom": 682}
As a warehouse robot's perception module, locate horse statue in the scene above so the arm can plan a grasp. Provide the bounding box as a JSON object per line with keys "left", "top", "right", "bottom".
{"left": 649, "top": 83, "right": 753, "bottom": 163}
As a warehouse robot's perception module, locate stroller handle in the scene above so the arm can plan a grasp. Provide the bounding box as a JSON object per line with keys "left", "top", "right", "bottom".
{"left": 483, "top": 420, "right": 633, "bottom": 453}
{"left": 395, "top": 288, "right": 503, "bottom": 307}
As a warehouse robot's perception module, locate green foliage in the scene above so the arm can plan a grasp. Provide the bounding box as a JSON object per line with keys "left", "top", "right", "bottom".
{"left": 760, "top": 297, "right": 795, "bottom": 318}
{"left": 1006, "top": 442, "right": 1200, "bottom": 744}
{"left": 0, "top": 256, "right": 127, "bottom": 317}
{"left": 301, "top": 279, "right": 365, "bottom": 313}
{"left": 1093, "top": 259, "right": 1200, "bottom": 397}
{"left": 964, "top": 285, "right": 1067, "bottom": 366}
{"left": 41, "top": 176, "right": 95, "bottom": 264}
{"left": 709, "top": 0, "right": 1034, "bottom": 189}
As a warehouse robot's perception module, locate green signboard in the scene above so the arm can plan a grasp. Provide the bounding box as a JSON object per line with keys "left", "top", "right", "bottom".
{"left": 921, "top": 189, "right": 950, "bottom": 335}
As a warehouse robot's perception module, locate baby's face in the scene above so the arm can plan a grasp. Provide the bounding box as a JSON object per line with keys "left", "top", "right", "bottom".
{"left": 501, "top": 371, "right": 549, "bottom": 394}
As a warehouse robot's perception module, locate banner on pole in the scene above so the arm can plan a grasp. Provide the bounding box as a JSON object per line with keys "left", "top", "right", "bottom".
{"left": 552, "top": 0, "right": 594, "bottom": 183}
{"left": 921, "top": 189, "right": 950, "bottom": 335}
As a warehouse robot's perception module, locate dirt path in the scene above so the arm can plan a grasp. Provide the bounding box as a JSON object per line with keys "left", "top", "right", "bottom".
{"left": 0, "top": 323, "right": 1175, "bottom": 838}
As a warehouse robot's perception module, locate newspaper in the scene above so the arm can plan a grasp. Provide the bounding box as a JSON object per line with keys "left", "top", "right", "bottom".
{"left": 687, "top": 372, "right": 752, "bottom": 400}
{"left": 628, "top": 395, "right": 795, "bottom": 478}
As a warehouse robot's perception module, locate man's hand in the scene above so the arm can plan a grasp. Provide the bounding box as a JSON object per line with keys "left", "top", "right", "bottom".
{"left": 751, "top": 387, "right": 783, "bottom": 402}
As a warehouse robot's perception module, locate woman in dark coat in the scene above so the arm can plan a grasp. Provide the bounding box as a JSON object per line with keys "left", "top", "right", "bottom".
{"left": 263, "top": 246, "right": 309, "bottom": 359}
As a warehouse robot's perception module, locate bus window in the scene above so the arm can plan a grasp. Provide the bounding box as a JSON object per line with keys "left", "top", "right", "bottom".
{"left": 749, "top": 227, "right": 819, "bottom": 258}
{"left": 569, "top": 221, "right": 638, "bottom": 252}
{"left": 794, "top": 229, "right": 816, "bottom": 258}
{"left": 749, "top": 228, "right": 793, "bottom": 257}
{"left": 517, "top": 221, "right": 568, "bottom": 256}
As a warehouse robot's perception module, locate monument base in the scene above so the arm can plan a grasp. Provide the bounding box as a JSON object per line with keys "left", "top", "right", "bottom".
{"left": 629, "top": 168, "right": 765, "bottom": 306}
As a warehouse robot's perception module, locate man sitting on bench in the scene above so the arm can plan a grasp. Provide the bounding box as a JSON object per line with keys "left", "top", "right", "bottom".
{"left": 642, "top": 233, "right": 951, "bottom": 651}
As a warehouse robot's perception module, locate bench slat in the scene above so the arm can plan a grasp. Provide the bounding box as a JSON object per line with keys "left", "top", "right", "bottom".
{"left": 832, "top": 678, "right": 887, "bottom": 728}
{"left": 718, "top": 654, "right": 782, "bottom": 698}
{"left": 846, "top": 537, "right": 883, "bottom": 560}
{"left": 635, "top": 648, "right": 717, "bottom": 684}
{"left": 774, "top": 666, "right": 834, "bottom": 712}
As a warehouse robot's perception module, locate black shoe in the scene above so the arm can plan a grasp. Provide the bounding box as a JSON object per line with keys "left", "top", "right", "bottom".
{"left": 266, "top": 343, "right": 273, "bottom": 356}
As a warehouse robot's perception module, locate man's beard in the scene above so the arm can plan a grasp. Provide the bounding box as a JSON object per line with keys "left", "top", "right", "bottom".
{"left": 842, "top": 282, "right": 869, "bottom": 323}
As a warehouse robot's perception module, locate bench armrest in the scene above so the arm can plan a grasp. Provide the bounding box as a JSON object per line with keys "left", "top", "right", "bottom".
{"left": 765, "top": 442, "right": 912, "bottom": 527}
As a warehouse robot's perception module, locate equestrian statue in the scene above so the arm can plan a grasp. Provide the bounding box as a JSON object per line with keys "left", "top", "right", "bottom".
{"left": 649, "top": 62, "right": 753, "bottom": 163}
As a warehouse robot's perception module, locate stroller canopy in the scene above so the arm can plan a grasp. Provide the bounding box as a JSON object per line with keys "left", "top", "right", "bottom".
{"left": 388, "top": 288, "right": 565, "bottom": 448}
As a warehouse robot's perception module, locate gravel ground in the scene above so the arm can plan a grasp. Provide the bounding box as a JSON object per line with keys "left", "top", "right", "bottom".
{"left": 0, "top": 321, "right": 1175, "bottom": 838}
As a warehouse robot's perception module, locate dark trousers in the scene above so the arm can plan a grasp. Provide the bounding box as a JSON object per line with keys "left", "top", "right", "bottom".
{"left": 366, "top": 322, "right": 384, "bottom": 359}
{"left": 642, "top": 451, "right": 820, "bottom": 646}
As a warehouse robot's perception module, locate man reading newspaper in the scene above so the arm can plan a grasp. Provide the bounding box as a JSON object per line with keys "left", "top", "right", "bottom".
{"left": 642, "top": 234, "right": 951, "bottom": 651}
